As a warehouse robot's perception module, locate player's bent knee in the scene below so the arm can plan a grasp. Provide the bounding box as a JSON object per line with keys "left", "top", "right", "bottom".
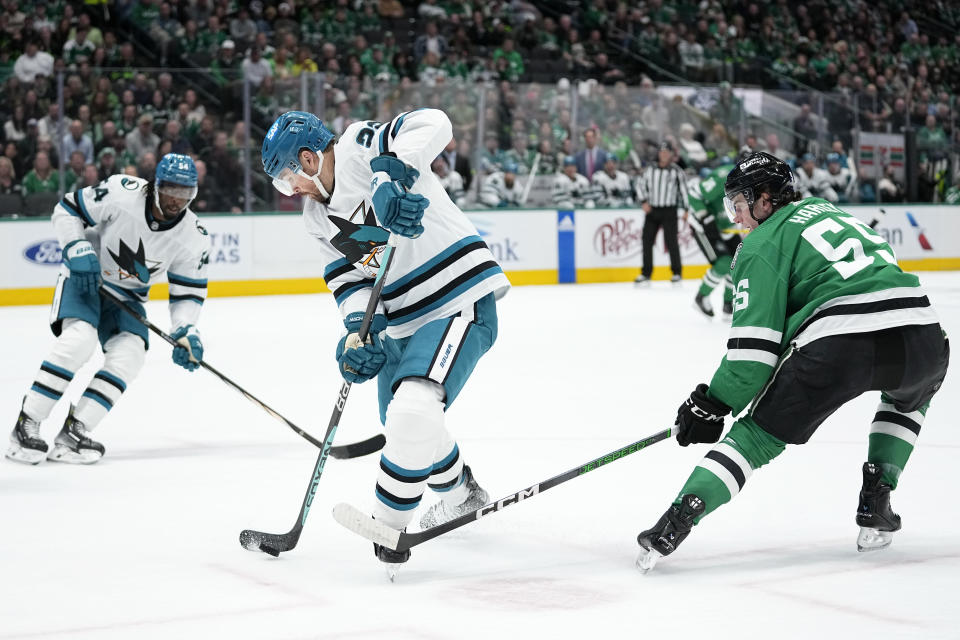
{"left": 386, "top": 378, "right": 445, "bottom": 444}
{"left": 102, "top": 332, "right": 147, "bottom": 381}
{"left": 53, "top": 319, "right": 100, "bottom": 365}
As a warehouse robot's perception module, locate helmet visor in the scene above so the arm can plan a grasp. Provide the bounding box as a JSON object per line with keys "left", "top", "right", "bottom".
{"left": 270, "top": 166, "right": 314, "bottom": 196}
{"left": 723, "top": 188, "right": 755, "bottom": 220}
{"left": 157, "top": 182, "right": 198, "bottom": 202}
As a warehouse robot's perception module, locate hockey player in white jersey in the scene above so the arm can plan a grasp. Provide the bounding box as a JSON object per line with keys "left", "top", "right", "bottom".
{"left": 552, "top": 155, "right": 595, "bottom": 209}
{"left": 261, "top": 109, "right": 510, "bottom": 577}
{"left": 478, "top": 160, "right": 524, "bottom": 208}
{"left": 825, "top": 152, "right": 857, "bottom": 203}
{"left": 8, "top": 154, "right": 210, "bottom": 465}
{"left": 591, "top": 156, "right": 634, "bottom": 207}
{"left": 796, "top": 153, "right": 839, "bottom": 202}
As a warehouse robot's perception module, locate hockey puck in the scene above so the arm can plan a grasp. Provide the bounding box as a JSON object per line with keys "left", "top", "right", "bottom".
{"left": 260, "top": 544, "right": 281, "bottom": 557}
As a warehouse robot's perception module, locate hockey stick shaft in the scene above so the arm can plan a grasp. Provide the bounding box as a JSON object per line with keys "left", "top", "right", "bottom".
{"left": 243, "top": 234, "right": 400, "bottom": 554}
{"left": 333, "top": 427, "right": 673, "bottom": 552}
{"left": 99, "top": 287, "right": 384, "bottom": 459}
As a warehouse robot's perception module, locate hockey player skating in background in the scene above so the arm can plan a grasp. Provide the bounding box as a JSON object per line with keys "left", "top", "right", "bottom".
{"left": 261, "top": 110, "right": 510, "bottom": 577}
{"left": 552, "top": 155, "right": 595, "bottom": 209}
{"left": 688, "top": 161, "right": 740, "bottom": 318}
{"left": 591, "top": 156, "right": 634, "bottom": 207}
{"left": 8, "top": 154, "right": 209, "bottom": 465}
{"left": 636, "top": 152, "right": 949, "bottom": 572}
{"left": 479, "top": 160, "right": 524, "bottom": 208}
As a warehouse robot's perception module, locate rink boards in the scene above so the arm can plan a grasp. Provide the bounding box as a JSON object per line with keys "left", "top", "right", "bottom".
{"left": 1, "top": 205, "right": 958, "bottom": 306}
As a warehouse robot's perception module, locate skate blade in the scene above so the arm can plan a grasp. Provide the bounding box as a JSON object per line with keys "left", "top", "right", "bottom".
{"left": 857, "top": 527, "right": 893, "bottom": 552}
{"left": 383, "top": 562, "right": 402, "bottom": 582}
{"left": 692, "top": 300, "right": 715, "bottom": 319}
{"left": 635, "top": 546, "right": 662, "bottom": 573}
{"left": 47, "top": 445, "right": 102, "bottom": 465}
{"left": 6, "top": 445, "right": 47, "bottom": 465}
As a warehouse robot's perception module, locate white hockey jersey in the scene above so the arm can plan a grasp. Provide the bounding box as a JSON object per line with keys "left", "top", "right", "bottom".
{"left": 52, "top": 174, "right": 210, "bottom": 330}
{"left": 478, "top": 171, "right": 524, "bottom": 208}
{"left": 591, "top": 169, "right": 634, "bottom": 207}
{"left": 825, "top": 167, "right": 856, "bottom": 202}
{"left": 551, "top": 171, "right": 594, "bottom": 209}
{"left": 438, "top": 169, "right": 466, "bottom": 207}
{"left": 796, "top": 166, "right": 839, "bottom": 202}
{"left": 303, "top": 109, "right": 510, "bottom": 339}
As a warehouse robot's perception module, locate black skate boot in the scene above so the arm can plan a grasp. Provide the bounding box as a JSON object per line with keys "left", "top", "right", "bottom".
{"left": 694, "top": 293, "right": 715, "bottom": 318}
{"left": 636, "top": 494, "right": 705, "bottom": 573}
{"left": 374, "top": 538, "right": 410, "bottom": 582}
{"left": 722, "top": 299, "right": 733, "bottom": 318}
{"left": 6, "top": 402, "right": 48, "bottom": 465}
{"left": 856, "top": 462, "right": 901, "bottom": 552}
{"left": 48, "top": 406, "right": 104, "bottom": 464}
{"left": 419, "top": 465, "right": 489, "bottom": 529}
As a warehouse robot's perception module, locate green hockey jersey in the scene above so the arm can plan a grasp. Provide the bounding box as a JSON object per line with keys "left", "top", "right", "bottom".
{"left": 708, "top": 197, "right": 939, "bottom": 414}
{"left": 690, "top": 164, "right": 737, "bottom": 239}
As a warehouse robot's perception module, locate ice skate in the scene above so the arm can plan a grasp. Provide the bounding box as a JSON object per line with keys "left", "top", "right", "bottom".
{"left": 694, "top": 293, "right": 715, "bottom": 318}
{"left": 6, "top": 403, "right": 48, "bottom": 465}
{"left": 856, "top": 462, "right": 901, "bottom": 552}
{"left": 636, "top": 494, "right": 705, "bottom": 573}
{"left": 670, "top": 274, "right": 682, "bottom": 284}
{"left": 634, "top": 275, "right": 651, "bottom": 287}
{"left": 47, "top": 407, "right": 104, "bottom": 464}
{"left": 374, "top": 540, "right": 410, "bottom": 582}
{"left": 722, "top": 300, "right": 733, "bottom": 319}
{"left": 419, "top": 465, "right": 489, "bottom": 529}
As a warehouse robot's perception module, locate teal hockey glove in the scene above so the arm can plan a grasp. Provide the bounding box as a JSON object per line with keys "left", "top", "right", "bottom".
{"left": 336, "top": 312, "right": 388, "bottom": 383}
{"left": 370, "top": 154, "right": 429, "bottom": 238}
{"left": 62, "top": 239, "right": 101, "bottom": 295}
{"left": 171, "top": 325, "right": 203, "bottom": 371}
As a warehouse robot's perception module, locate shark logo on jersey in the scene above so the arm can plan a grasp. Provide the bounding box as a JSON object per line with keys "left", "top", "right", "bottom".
{"left": 108, "top": 238, "right": 162, "bottom": 283}
{"left": 329, "top": 203, "right": 389, "bottom": 276}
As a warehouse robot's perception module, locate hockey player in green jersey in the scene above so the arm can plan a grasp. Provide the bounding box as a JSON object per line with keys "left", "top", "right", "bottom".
{"left": 689, "top": 162, "right": 740, "bottom": 318}
{"left": 636, "top": 152, "right": 949, "bottom": 572}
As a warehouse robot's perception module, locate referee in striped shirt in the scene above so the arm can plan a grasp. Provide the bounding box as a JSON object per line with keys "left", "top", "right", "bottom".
{"left": 635, "top": 142, "right": 690, "bottom": 284}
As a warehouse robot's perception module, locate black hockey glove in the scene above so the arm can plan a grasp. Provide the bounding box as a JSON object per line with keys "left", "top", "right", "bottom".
{"left": 675, "top": 383, "right": 731, "bottom": 447}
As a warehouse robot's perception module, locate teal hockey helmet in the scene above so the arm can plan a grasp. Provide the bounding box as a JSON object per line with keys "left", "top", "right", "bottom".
{"left": 262, "top": 111, "right": 335, "bottom": 198}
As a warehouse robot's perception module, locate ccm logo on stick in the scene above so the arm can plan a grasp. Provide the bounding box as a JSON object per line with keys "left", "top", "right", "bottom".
{"left": 476, "top": 485, "right": 540, "bottom": 518}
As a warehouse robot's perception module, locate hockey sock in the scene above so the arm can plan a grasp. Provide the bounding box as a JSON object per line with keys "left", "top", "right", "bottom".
{"left": 73, "top": 332, "right": 145, "bottom": 429}
{"left": 698, "top": 267, "right": 722, "bottom": 298}
{"left": 23, "top": 320, "right": 97, "bottom": 421}
{"left": 427, "top": 429, "right": 468, "bottom": 506}
{"left": 373, "top": 378, "right": 445, "bottom": 530}
{"left": 675, "top": 417, "right": 786, "bottom": 522}
{"left": 723, "top": 273, "right": 734, "bottom": 305}
{"left": 867, "top": 393, "right": 928, "bottom": 489}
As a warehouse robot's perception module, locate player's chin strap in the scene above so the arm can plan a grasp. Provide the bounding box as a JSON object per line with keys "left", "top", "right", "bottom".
{"left": 309, "top": 170, "right": 331, "bottom": 201}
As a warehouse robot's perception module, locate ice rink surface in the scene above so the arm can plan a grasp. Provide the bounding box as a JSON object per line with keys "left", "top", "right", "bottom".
{"left": 2, "top": 274, "right": 959, "bottom": 639}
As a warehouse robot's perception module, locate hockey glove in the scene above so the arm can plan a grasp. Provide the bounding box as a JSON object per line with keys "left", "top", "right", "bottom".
{"left": 336, "top": 312, "right": 388, "bottom": 384}
{"left": 370, "top": 154, "right": 429, "bottom": 238}
{"left": 63, "top": 239, "right": 101, "bottom": 296}
{"left": 171, "top": 325, "right": 203, "bottom": 371}
{"left": 675, "top": 383, "right": 731, "bottom": 446}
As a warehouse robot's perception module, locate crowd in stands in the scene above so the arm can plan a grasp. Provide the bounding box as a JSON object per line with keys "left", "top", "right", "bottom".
{"left": 0, "top": 0, "right": 958, "bottom": 217}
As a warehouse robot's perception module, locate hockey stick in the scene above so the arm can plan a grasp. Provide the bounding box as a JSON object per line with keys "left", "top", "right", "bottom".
{"left": 99, "top": 287, "right": 385, "bottom": 460}
{"left": 333, "top": 427, "right": 673, "bottom": 553}
{"left": 240, "top": 234, "right": 400, "bottom": 556}
{"left": 520, "top": 152, "right": 542, "bottom": 205}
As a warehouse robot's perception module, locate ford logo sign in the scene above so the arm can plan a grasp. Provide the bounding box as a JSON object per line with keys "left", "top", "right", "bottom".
{"left": 24, "top": 240, "right": 63, "bottom": 265}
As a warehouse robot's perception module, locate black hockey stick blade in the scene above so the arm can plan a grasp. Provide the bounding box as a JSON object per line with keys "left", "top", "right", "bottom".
{"left": 333, "top": 427, "right": 673, "bottom": 552}
{"left": 329, "top": 433, "right": 385, "bottom": 459}
{"left": 239, "top": 529, "right": 289, "bottom": 557}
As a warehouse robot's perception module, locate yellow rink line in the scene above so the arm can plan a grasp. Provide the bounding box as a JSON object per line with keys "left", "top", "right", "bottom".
{"left": 2, "top": 260, "right": 957, "bottom": 307}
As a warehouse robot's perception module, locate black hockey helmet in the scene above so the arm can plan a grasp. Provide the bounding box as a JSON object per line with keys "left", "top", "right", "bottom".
{"left": 723, "top": 151, "right": 799, "bottom": 223}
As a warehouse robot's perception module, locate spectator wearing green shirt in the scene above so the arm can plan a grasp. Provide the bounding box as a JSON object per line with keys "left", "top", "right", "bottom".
{"left": 62, "top": 150, "right": 86, "bottom": 192}
{"left": 917, "top": 115, "right": 948, "bottom": 151}
{"left": 21, "top": 152, "right": 59, "bottom": 195}
{"left": 493, "top": 38, "right": 524, "bottom": 82}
